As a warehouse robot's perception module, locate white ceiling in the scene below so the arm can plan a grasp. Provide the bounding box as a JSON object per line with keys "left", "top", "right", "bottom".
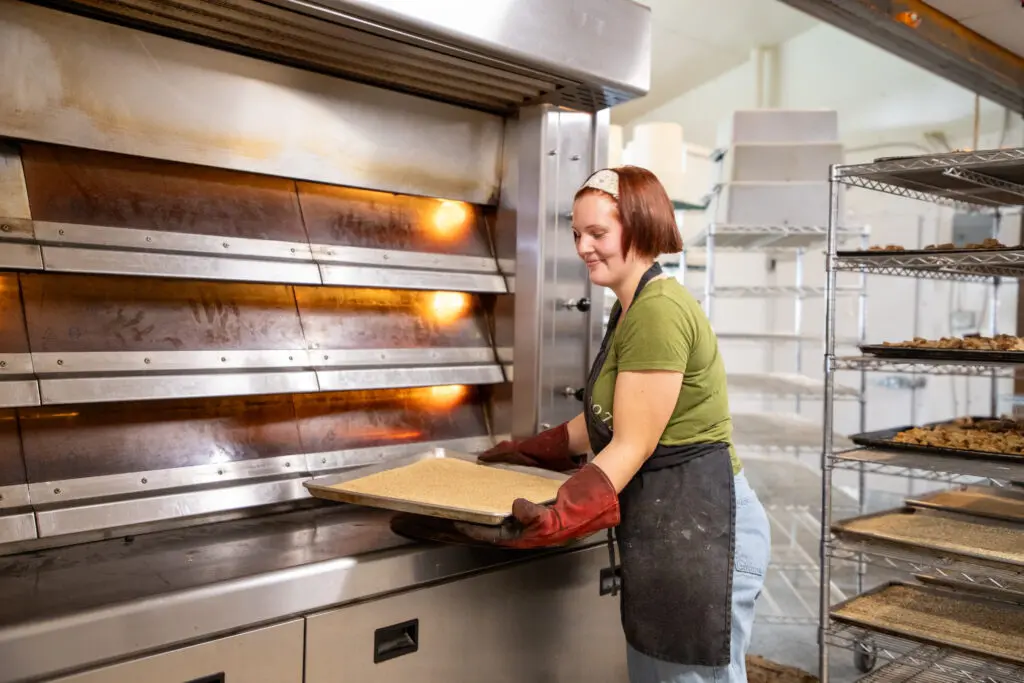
{"left": 611, "top": 0, "right": 817, "bottom": 124}
{"left": 922, "top": 0, "right": 1024, "bottom": 57}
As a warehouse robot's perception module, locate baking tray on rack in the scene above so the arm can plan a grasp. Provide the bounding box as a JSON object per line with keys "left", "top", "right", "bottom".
{"left": 907, "top": 486, "right": 1024, "bottom": 524}
{"left": 859, "top": 344, "right": 1024, "bottom": 363}
{"left": 914, "top": 574, "right": 1024, "bottom": 604}
{"left": 849, "top": 421, "right": 1024, "bottom": 465}
{"left": 831, "top": 506, "right": 1024, "bottom": 569}
{"left": 830, "top": 581, "right": 1024, "bottom": 666}
{"left": 839, "top": 245, "right": 1024, "bottom": 258}
{"left": 304, "top": 448, "right": 568, "bottom": 526}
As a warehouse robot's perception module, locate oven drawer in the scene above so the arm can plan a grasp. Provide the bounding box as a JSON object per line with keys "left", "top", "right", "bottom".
{"left": 49, "top": 620, "right": 303, "bottom": 683}
{"left": 305, "top": 544, "right": 626, "bottom": 683}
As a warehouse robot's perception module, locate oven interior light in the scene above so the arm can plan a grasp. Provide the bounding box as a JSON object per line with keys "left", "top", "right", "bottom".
{"left": 428, "top": 291, "right": 471, "bottom": 324}
{"left": 430, "top": 200, "right": 471, "bottom": 240}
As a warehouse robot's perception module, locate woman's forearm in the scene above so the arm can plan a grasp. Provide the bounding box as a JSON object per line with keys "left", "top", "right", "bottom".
{"left": 565, "top": 412, "right": 592, "bottom": 455}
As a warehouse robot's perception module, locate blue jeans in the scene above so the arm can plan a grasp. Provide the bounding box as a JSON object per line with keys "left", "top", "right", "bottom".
{"left": 626, "top": 471, "right": 771, "bottom": 683}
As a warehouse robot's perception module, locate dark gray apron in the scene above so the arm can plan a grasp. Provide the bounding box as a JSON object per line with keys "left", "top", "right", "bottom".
{"left": 586, "top": 263, "right": 736, "bottom": 667}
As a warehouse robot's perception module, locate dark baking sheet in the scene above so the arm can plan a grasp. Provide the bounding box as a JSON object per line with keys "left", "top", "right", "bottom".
{"left": 830, "top": 580, "right": 1024, "bottom": 666}
{"left": 850, "top": 423, "right": 1024, "bottom": 464}
{"left": 859, "top": 344, "right": 1024, "bottom": 363}
{"left": 839, "top": 246, "right": 1024, "bottom": 257}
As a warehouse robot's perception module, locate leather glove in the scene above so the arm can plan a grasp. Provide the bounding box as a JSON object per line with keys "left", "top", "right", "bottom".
{"left": 478, "top": 422, "right": 586, "bottom": 472}
{"left": 454, "top": 463, "right": 620, "bottom": 549}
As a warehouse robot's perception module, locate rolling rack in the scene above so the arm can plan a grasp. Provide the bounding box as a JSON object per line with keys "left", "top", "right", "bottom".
{"left": 820, "top": 147, "right": 1024, "bottom": 683}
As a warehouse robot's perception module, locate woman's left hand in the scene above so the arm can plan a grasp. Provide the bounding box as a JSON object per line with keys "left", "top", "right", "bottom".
{"left": 455, "top": 463, "right": 620, "bottom": 549}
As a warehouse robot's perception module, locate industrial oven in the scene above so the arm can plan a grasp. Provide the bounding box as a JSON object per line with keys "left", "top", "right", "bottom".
{"left": 0, "top": 1, "right": 651, "bottom": 681}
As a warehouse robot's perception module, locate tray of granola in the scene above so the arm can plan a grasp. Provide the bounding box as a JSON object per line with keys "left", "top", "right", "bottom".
{"left": 849, "top": 416, "right": 1024, "bottom": 464}
{"left": 860, "top": 334, "right": 1024, "bottom": 363}
{"left": 840, "top": 237, "right": 1022, "bottom": 256}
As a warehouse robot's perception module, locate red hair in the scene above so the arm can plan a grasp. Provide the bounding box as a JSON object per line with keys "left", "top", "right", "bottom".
{"left": 574, "top": 165, "right": 682, "bottom": 258}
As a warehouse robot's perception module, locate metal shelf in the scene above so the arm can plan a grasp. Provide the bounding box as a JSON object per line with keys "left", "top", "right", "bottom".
{"left": 728, "top": 372, "right": 860, "bottom": 399}
{"left": 834, "top": 356, "right": 1017, "bottom": 377}
{"left": 827, "top": 627, "right": 1024, "bottom": 683}
{"left": 688, "top": 224, "right": 864, "bottom": 250}
{"left": 829, "top": 540, "right": 1024, "bottom": 597}
{"left": 712, "top": 285, "right": 863, "bottom": 298}
{"left": 835, "top": 147, "right": 1024, "bottom": 210}
{"left": 836, "top": 249, "right": 1024, "bottom": 282}
{"left": 831, "top": 448, "right": 1024, "bottom": 487}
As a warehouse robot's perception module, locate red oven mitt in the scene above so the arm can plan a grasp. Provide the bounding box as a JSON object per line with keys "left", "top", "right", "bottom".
{"left": 455, "top": 463, "right": 620, "bottom": 549}
{"left": 477, "top": 422, "right": 586, "bottom": 472}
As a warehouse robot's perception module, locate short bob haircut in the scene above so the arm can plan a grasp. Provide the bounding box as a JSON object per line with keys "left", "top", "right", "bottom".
{"left": 574, "top": 165, "right": 683, "bottom": 259}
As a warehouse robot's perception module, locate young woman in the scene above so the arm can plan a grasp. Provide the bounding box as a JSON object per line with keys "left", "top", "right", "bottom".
{"left": 457, "top": 166, "right": 772, "bottom": 683}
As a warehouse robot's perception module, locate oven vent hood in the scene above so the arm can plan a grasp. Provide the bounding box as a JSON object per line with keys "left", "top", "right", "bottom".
{"left": 25, "top": 0, "right": 651, "bottom": 113}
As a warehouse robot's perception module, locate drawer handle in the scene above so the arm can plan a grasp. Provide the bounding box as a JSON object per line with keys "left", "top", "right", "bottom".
{"left": 185, "top": 675, "right": 224, "bottom": 683}
{"left": 373, "top": 619, "right": 419, "bottom": 664}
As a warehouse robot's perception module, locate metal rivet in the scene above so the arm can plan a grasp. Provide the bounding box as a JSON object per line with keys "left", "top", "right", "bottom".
{"left": 321, "top": 458, "right": 327, "bottom": 465}
{"left": 58, "top": 229, "right": 65, "bottom": 236}
{"left": 57, "top": 359, "right": 63, "bottom": 366}
{"left": 285, "top": 462, "right": 291, "bottom": 468}
{"left": 144, "top": 358, "right": 151, "bottom": 364}
{"left": 0, "top": 224, "right": 11, "bottom": 232}
{"left": 548, "top": 150, "right": 557, "bottom": 156}
{"left": 288, "top": 355, "right": 293, "bottom": 361}
{"left": 0, "top": 361, "right": 5, "bottom": 368}
{"left": 222, "top": 242, "right": 229, "bottom": 249}
{"left": 141, "top": 477, "right": 148, "bottom": 484}
{"left": 571, "top": 154, "right": 581, "bottom": 161}
{"left": 217, "top": 469, "right": 224, "bottom": 475}
{"left": 290, "top": 248, "right": 296, "bottom": 253}
{"left": 323, "top": 355, "right": 328, "bottom": 360}
{"left": 221, "top": 357, "right": 227, "bottom": 362}
{"left": 145, "top": 236, "right": 152, "bottom": 243}
{"left": 54, "top": 488, "right": 61, "bottom": 495}
{"left": 0, "top": 493, "right": 4, "bottom": 501}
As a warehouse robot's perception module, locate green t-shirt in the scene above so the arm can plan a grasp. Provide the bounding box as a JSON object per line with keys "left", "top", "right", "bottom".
{"left": 590, "top": 277, "right": 741, "bottom": 475}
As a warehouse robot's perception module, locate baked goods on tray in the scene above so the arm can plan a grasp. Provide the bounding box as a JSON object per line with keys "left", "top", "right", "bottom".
{"left": 892, "top": 416, "right": 1024, "bottom": 455}
{"left": 879, "top": 334, "right": 1024, "bottom": 351}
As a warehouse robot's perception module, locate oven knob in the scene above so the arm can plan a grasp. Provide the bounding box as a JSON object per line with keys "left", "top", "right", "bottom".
{"left": 562, "top": 297, "right": 591, "bottom": 312}
{"left": 563, "top": 387, "right": 585, "bottom": 401}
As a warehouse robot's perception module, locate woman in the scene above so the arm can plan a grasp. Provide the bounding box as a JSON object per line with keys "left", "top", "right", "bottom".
{"left": 457, "top": 166, "right": 772, "bottom": 683}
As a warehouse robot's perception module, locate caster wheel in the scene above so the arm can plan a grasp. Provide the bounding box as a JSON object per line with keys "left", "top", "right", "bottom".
{"left": 854, "top": 641, "right": 877, "bottom": 673}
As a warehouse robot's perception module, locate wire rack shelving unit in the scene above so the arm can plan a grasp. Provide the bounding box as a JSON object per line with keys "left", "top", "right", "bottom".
{"left": 820, "top": 147, "right": 1024, "bottom": 683}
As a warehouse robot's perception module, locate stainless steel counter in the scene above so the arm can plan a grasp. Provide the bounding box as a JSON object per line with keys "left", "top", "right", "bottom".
{"left": 0, "top": 505, "right": 596, "bottom": 682}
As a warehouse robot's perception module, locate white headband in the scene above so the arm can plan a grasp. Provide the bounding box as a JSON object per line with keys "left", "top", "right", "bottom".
{"left": 580, "top": 169, "right": 619, "bottom": 199}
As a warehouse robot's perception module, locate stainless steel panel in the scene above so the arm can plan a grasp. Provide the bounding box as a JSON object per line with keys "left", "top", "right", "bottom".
{"left": 0, "top": 354, "right": 32, "bottom": 377}
{"left": 0, "top": 485, "right": 30, "bottom": 510}
{"left": 0, "top": 381, "right": 39, "bottom": 409}
{"left": 305, "top": 448, "right": 567, "bottom": 525}
{"left": 35, "top": 222, "right": 314, "bottom": 262}
{"left": 313, "top": 347, "right": 496, "bottom": 368}
{"left": 269, "top": 0, "right": 652, "bottom": 102}
{"left": 35, "top": 478, "right": 311, "bottom": 537}
{"left": 41, "top": 246, "right": 322, "bottom": 284}
{"left": 28, "top": 454, "right": 306, "bottom": 506}
{"left": 0, "top": 1, "right": 504, "bottom": 203}
{"left": 306, "top": 435, "right": 495, "bottom": 474}
{"left": 0, "top": 504, "right": 599, "bottom": 683}
{"left": 38, "top": 371, "right": 319, "bottom": 404}
{"left": 311, "top": 244, "right": 498, "bottom": 272}
{"left": 319, "top": 264, "right": 506, "bottom": 292}
{"left": 0, "top": 513, "right": 36, "bottom": 545}
{"left": 32, "top": 350, "right": 310, "bottom": 374}
{"left": 512, "top": 106, "right": 598, "bottom": 435}
{"left": 0, "top": 244, "right": 42, "bottom": 271}
{"left": 49, "top": 620, "right": 304, "bottom": 683}
{"left": 316, "top": 365, "right": 503, "bottom": 392}
{"left": 305, "top": 543, "right": 627, "bottom": 683}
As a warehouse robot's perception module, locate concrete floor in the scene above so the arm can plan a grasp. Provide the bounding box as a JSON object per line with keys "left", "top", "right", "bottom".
{"left": 741, "top": 453, "right": 897, "bottom": 683}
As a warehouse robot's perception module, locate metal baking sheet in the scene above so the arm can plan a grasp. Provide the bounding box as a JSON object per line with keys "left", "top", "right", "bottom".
{"left": 849, "top": 424, "right": 1024, "bottom": 465}
{"left": 914, "top": 574, "right": 1024, "bottom": 604}
{"left": 831, "top": 506, "right": 1024, "bottom": 569}
{"left": 304, "top": 448, "right": 568, "bottom": 526}
{"left": 907, "top": 486, "right": 1024, "bottom": 524}
{"left": 859, "top": 344, "right": 1024, "bottom": 363}
{"left": 830, "top": 581, "right": 1024, "bottom": 666}
{"left": 839, "top": 246, "right": 1024, "bottom": 257}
